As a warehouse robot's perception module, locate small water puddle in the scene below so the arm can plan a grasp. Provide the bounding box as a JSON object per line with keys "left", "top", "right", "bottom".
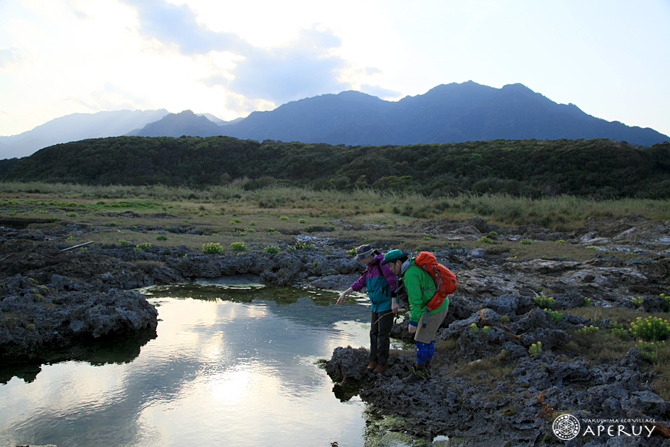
{"left": 0, "top": 283, "right": 422, "bottom": 447}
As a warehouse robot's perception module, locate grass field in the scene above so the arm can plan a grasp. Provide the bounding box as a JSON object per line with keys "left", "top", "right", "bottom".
{"left": 1, "top": 181, "right": 669, "bottom": 257}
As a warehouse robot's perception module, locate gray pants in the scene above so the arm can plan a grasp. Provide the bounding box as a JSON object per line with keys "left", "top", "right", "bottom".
{"left": 415, "top": 306, "right": 449, "bottom": 343}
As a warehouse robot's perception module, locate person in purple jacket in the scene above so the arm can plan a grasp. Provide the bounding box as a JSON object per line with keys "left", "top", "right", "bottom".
{"left": 337, "top": 244, "right": 398, "bottom": 374}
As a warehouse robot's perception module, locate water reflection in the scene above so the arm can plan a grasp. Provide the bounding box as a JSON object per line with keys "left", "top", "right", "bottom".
{"left": 0, "top": 326, "right": 157, "bottom": 384}
{"left": 0, "top": 284, "right": 378, "bottom": 447}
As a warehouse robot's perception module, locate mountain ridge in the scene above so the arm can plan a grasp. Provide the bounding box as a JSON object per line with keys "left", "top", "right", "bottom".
{"left": 206, "top": 81, "right": 667, "bottom": 146}
{"left": 1, "top": 81, "right": 667, "bottom": 161}
{"left": 0, "top": 109, "right": 170, "bottom": 159}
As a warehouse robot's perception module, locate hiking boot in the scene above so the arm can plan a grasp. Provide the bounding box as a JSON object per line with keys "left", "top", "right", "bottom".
{"left": 367, "top": 360, "right": 378, "bottom": 372}
{"left": 403, "top": 362, "right": 429, "bottom": 384}
{"left": 373, "top": 363, "right": 388, "bottom": 375}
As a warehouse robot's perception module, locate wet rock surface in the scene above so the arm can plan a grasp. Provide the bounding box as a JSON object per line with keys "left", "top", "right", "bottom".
{"left": 2, "top": 214, "right": 670, "bottom": 444}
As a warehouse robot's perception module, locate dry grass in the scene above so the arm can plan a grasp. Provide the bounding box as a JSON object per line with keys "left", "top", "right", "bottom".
{"left": 2, "top": 181, "right": 670, "bottom": 230}
{"left": 4, "top": 181, "right": 666, "bottom": 260}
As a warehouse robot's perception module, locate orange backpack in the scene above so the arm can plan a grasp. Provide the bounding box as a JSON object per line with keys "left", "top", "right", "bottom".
{"left": 414, "top": 251, "right": 458, "bottom": 311}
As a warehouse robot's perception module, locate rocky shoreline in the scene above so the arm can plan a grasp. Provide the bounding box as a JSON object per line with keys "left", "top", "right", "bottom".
{"left": 2, "top": 214, "right": 670, "bottom": 445}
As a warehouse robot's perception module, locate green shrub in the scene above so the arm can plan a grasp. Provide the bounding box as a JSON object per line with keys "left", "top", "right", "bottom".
{"left": 156, "top": 235, "right": 168, "bottom": 241}
{"left": 244, "top": 228, "right": 256, "bottom": 233}
{"left": 610, "top": 321, "right": 632, "bottom": 340}
{"left": 108, "top": 222, "right": 116, "bottom": 227}
{"left": 289, "top": 241, "right": 313, "bottom": 250}
{"left": 529, "top": 342, "right": 542, "bottom": 356}
{"left": 119, "top": 239, "right": 132, "bottom": 246}
{"left": 520, "top": 238, "right": 533, "bottom": 245}
{"left": 264, "top": 246, "right": 280, "bottom": 254}
{"left": 137, "top": 243, "right": 151, "bottom": 250}
{"left": 488, "top": 231, "right": 498, "bottom": 237}
{"left": 279, "top": 216, "right": 289, "bottom": 220}
{"left": 67, "top": 212, "right": 77, "bottom": 218}
{"left": 230, "top": 242, "right": 246, "bottom": 252}
{"left": 576, "top": 325, "right": 599, "bottom": 335}
{"left": 636, "top": 340, "right": 665, "bottom": 362}
{"left": 630, "top": 316, "right": 670, "bottom": 342}
{"left": 548, "top": 310, "right": 564, "bottom": 324}
{"left": 230, "top": 219, "right": 242, "bottom": 224}
{"left": 478, "top": 236, "right": 492, "bottom": 244}
{"left": 250, "top": 221, "right": 257, "bottom": 226}
{"left": 533, "top": 296, "right": 555, "bottom": 309}
{"left": 387, "top": 225, "right": 395, "bottom": 229}
{"left": 299, "top": 219, "right": 307, "bottom": 224}
{"left": 631, "top": 296, "right": 643, "bottom": 308}
{"left": 203, "top": 242, "right": 224, "bottom": 254}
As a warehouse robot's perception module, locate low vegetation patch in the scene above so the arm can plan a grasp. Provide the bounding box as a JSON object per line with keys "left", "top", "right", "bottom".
{"left": 203, "top": 242, "right": 224, "bottom": 254}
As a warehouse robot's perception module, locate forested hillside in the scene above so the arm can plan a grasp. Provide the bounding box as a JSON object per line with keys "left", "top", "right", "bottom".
{"left": 3, "top": 136, "right": 670, "bottom": 199}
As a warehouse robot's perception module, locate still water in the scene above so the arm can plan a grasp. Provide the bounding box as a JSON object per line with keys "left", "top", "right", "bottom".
{"left": 0, "top": 283, "right": 409, "bottom": 447}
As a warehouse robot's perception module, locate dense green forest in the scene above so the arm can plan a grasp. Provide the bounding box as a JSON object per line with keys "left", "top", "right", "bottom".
{"left": 3, "top": 136, "right": 670, "bottom": 199}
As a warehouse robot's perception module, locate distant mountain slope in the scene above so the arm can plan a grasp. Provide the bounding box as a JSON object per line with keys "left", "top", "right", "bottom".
{"left": 134, "top": 81, "right": 668, "bottom": 147}
{"left": 127, "top": 110, "right": 224, "bottom": 138}
{"left": 0, "top": 109, "right": 169, "bottom": 159}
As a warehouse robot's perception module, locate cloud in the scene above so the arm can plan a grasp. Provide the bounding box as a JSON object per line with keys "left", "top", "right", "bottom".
{"left": 122, "top": 0, "right": 351, "bottom": 105}
{"left": 226, "top": 27, "right": 351, "bottom": 104}
{"left": 120, "top": 0, "right": 248, "bottom": 55}
{"left": 360, "top": 84, "right": 402, "bottom": 100}
{"left": 0, "top": 47, "right": 23, "bottom": 69}
{"left": 66, "top": 0, "right": 89, "bottom": 20}
{"left": 66, "top": 82, "right": 152, "bottom": 111}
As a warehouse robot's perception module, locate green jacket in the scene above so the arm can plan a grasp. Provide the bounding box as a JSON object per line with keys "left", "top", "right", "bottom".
{"left": 403, "top": 259, "right": 449, "bottom": 326}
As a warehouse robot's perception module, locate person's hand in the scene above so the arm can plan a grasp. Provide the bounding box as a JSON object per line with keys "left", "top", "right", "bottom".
{"left": 336, "top": 291, "right": 348, "bottom": 304}
{"left": 391, "top": 299, "right": 398, "bottom": 314}
{"left": 408, "top": 324, "right": 417, "bottom": 334}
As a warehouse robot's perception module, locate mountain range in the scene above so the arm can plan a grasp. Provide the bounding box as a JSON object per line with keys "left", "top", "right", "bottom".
{"left": 1, "top": 81, "right": 668, "bottom": 159}
{"left": 0, "top": 109, "right": 169, "bottom": 159}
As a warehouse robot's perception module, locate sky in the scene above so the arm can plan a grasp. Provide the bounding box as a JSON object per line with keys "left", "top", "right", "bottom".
{"left": 1, "top": 0, "right": 669, "bottom": 137}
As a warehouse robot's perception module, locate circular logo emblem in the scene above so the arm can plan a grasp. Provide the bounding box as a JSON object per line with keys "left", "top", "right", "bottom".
{"left": 553, "top": 414, "right": 581, "bottom": 440}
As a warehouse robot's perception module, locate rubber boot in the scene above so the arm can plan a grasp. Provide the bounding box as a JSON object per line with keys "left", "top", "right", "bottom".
{"left": 403, "top": 362, "right": 428, "bottom": 384}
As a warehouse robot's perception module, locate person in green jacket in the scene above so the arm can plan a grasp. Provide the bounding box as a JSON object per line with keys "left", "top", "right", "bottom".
{"left": 382, "top": 249, "right": 449, "bottom": 384}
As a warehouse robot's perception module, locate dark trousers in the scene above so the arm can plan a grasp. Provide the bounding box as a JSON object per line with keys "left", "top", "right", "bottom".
{"left": 370, "top": 309, "right": 393, "bottom": 366}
